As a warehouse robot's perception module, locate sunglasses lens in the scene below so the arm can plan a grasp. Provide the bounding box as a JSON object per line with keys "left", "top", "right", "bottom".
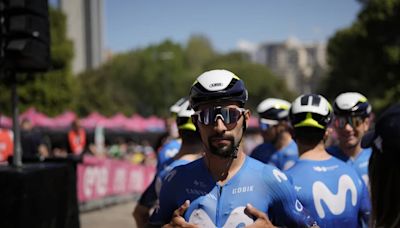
{"left": 196, "top": 107, "right": 242, "bottom": 125}
{"left": 335, "top": 116, "right": 363, "bottom": 128}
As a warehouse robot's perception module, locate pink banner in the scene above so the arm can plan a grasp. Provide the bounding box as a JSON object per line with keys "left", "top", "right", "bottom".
{"left": 77, "top": 155, "right": 155, "bottom": 202}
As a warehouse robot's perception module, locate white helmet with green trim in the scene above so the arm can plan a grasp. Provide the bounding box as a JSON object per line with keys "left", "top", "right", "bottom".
{"left": 289, "top": 94, "right": 332, "bottom": 129}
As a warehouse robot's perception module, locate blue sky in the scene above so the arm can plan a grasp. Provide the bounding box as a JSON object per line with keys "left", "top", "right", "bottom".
{"left": 105, "top": 0, "right": 362, "bottom": 53}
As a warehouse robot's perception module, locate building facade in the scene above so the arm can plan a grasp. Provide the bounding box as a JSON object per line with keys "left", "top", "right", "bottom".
{"left": 243, "top": 37, "right": 327, "bottom": 94}
{"left": 52, "top": 0, "right": 105, "bottom": 74}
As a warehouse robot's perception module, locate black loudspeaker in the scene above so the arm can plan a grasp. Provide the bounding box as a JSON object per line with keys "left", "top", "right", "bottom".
{"left": 0, "top": 0, "right": 50, "bottom": 72}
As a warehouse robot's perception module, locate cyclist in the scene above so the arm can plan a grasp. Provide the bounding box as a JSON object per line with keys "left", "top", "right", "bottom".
{"left": 327, "top": 92, "right": 372, "bottom": 187}
{"left": 133, "top": 98, "right": 201, "bottom": 227}
{"left": 250, "top": 98, "right": 298, "bottom": 170}
{"left": 155, "top": 97, "right": 189, "bottom": 172}
{"left": 149, "top": 69, "right": 315, "bottom": 227}
{"left": 285, "top": 94, "right": 371, "bottom": 227}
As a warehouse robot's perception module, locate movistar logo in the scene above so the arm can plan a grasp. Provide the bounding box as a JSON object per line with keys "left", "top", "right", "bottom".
{"left": 209, "top": 83, "right": 222, "bottom": 88}
{"left": 312, "top": 175, "right": 358, "bottom": 218}
{"left": 188, "top": 207, "right": 253, "bottom": 227}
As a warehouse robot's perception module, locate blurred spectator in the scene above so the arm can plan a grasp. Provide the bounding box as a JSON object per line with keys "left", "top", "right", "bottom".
{"left": 21, "top": 118, "right": 49, "bottom": 159}
{"left": 361, "top": 103, "right": 400, "bottom": 227}
{"left": 68, "top": 119, "right": 86, "bottom": 155}
{"left": 0, "top": 127, "right": 13, "bottom": 163}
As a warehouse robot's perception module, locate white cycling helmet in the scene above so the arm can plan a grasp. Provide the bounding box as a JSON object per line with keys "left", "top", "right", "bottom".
{"left": 176, "top": 100, "right": 196, "bottom": 131}
{"left": 333, "top": 92, "right": 371, "bottom": 117}
{"left": 189, "top": 69, "right": 248, "bottom": 110}
{"left": 290, "top": 94, "right": 332, "bottom": 129}
{"left": 257, "top": 98, "right": 291, "bottom": 124}
{"left": 170, "top": 97, "right": 189, "bottom": 115}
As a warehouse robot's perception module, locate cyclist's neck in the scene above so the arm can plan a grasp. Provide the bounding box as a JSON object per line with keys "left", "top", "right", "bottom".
{"left": 298, "top": 142, "right": 331, "bottom": 161}
{"left": 204, "top": 150, "right": 246, "bottom": 185}
{"left": 340, "top": 144, "right": 362, "bottom": 159}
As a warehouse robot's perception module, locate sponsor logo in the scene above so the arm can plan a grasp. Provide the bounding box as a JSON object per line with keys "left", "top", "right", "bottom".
{"left": 232, "top": 185, "right": 254, "bottom": 194}
{"left": 193, "top": 180, "right": 207, "bottom": 188}
{"left": 164, "top": 169, "right": 177, "bottom": 182}
{"left": 294, "top": 185, "right": 302, "bottom": 192}
{"left": 312, "top": 175, "right": 358, "bottom": 218}
{"left": 359, "top": 161, "right": 368, "bottom": 168}
{"left": 295, "top": 199, "right": 304, "bottom": 212}
{"left": 313, "top": 165, "right": 338, "bottom": 172}
{"left": 273, "top": 169, "right": 288, "bottom": 183}
{"left": 185, "top": 188, "right": 208, "bottom": 196}
{"left": 188, "top": 206, "right": 253, "bottom": 227}
{"left": 209, "top": 83, "right": 223, "bottom": 88}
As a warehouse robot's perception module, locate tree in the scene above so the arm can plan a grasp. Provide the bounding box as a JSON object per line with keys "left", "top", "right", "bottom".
{"left": 322, "top": 0, "right": 400, "bottom": 111}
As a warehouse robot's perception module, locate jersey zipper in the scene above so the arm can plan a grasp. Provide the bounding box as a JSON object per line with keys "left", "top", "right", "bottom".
{"left": 216, "top": 185, "right": 223, "bottom": 228}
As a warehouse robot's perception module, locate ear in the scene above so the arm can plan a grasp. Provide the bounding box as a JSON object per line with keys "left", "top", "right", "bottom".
{"left": 245, "top": 109, "right": 251, "bottom": 123}
{"left": 363, "top": 117, "right": 371, "bottom": 131}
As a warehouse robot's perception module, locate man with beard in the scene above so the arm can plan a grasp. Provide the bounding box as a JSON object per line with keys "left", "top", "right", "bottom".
{"left": 250, "top": 98, "right": 298, "bottom": 170}
{"left": 327, "top": 92, "right": 372, "bottom": 187}
{"left": 148, "top": 69, "right": 316, "bottom": 227}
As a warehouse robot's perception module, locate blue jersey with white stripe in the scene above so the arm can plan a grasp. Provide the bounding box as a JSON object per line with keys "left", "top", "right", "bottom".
{"left": 269, "top": 140, "right": 299, "bottom": 170}
{"left": 156, "top": 139, "right": 181, "bottom": 172}
{"left": 285, "top": 157, "right": 371, "bottom": 228}
{"left": 150, "top": 156, "right": 315, "bottom": 227}
{"left": 327, "top": 146, "right": 372, "bottom": 187}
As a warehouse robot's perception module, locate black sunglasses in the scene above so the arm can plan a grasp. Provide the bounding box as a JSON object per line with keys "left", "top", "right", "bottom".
{"left": 193, "top": 106, "right": 245, "bottom": 126}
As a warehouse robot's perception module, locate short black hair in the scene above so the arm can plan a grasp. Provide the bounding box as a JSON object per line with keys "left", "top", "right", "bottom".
{"left": 293, "top": 127, "right": 325, "bottom": 145}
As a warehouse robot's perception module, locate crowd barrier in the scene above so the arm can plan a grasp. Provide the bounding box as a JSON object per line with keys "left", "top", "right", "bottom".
{"left": 77, "top": 155, "right": 155, "bottom": 203}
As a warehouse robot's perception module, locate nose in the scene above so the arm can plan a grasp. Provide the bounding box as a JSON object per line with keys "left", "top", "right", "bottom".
{"left": 343, "top": 122, "right": 354, "bottom": 131}
{"left": 214, "top": 117, "right": 227, "bottom": 133}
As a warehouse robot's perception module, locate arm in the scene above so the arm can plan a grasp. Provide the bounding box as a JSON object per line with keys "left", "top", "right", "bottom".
{"left": 266, "top": 168, "right": 316, "bottom": 227}
{"left": 149, "top": 169, "right": 183, "bottom": 226}
{"left": 133, "top": 177, "right": 158, "bottom": 227}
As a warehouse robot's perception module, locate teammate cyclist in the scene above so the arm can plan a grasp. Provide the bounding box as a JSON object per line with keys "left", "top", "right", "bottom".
{"left": 327, "top": 92, "right": 372, "bottom": 187}
{"left": 250, "top": 98, "right": 298, "bottom": 170}
{"left": 285, "top": 93, "right": 371, "bottom": 227}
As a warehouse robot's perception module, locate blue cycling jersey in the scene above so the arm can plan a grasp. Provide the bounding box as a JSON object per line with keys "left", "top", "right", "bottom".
{"left": 249, "top": 142, "right": 275, "bottom": 163}
{"left": 250, "top": 140, "right": 299, "bottom": 171}
{"left": 156, "top": 139, "right": 181, "bottom": 172}
{"left": 327, "top": 146, "right": 372, "bottom": 186}
{"left": 269, "top": 140, "right": 299, "bottom": 170}
{"left": 150, "top": 156, "right": 316, "bottom": 227}
{"left": 285, "top": 156, "right": 371, "bottom": 228}
{"left": 155, "top": 158, "right": 193, "bottom": 197}
{"left": 139, "top": 157, "right": 194, "bottom": 208}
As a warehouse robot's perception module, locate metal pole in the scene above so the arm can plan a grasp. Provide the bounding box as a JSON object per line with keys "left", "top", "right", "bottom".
{"left": 11, "top": 72, "right": 22, "bottom": 167}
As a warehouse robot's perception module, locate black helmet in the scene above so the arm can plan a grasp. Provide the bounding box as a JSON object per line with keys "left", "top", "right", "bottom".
{"left": 333, "top": 92, "right": 371, "bottom": 118}
{"left": 189, "top": 69, "right": 248, "bottom": 110}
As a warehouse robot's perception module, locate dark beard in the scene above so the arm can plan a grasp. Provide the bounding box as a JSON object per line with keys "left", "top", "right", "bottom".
{"left": 207, "top": 135, "right": 236, "bottom": 158}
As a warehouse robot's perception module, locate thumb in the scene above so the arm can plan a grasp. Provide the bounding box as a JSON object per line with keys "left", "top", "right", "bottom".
{"left": 245, "top": 203, "right": 268, "bottom": 220}
{"left": 176, "top": 200, "right": 190, "bottom": 216}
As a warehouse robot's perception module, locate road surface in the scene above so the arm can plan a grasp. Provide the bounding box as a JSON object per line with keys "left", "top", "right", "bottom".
{"left": 81, "top": 201, "right": 138, "bottom": 228}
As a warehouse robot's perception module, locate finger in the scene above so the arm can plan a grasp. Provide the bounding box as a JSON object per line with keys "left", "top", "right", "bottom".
{"left": 173, "top": 200, "right": 190, "bottom": 217}
{"left": 245, "top": 204, "right": 268, "bottom": 220}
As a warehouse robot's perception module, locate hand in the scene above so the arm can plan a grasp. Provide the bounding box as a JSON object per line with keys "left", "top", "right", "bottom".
{"left": 244, "top": 204, "right": 276, "bottom": 228}
{"left": 133, "top": 204, "right": 150, "bottom": 228}
{"left": 162, "top": 200, "right": 199, "bottom": 228}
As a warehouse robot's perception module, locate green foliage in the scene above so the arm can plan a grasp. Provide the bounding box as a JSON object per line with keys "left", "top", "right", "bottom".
{"left": 0, "top": 7, "right": 76, "bottom": 116}
{"left": 322, "top": 0, "right": 400, "bottom": 111}
{"left": 75, "top": 39, "right": 294, "bottom": 117}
